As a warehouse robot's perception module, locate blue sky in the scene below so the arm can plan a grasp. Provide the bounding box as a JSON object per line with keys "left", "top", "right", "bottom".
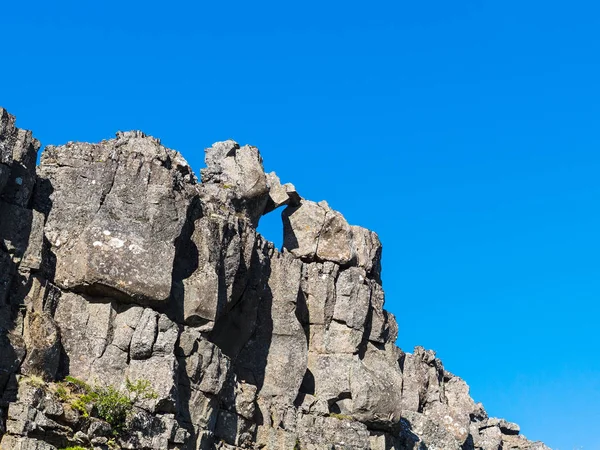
{"left": 2, "top": 1, "right": 599, "bottom": 448}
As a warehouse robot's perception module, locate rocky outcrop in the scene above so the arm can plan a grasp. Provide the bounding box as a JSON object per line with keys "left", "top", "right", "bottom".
{"left": 0, "top": 107, "right": 550, "bottom": 449}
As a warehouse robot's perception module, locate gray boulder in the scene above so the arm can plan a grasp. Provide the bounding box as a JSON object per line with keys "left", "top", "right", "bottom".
{"left": 39, "top": 131, "right": 196, "bottom": 303}
{"left": 201, "top": 140, "right": 269, "bottom": 225}
{"left": 282, "top": 200, "right": 382, "bottom": 275}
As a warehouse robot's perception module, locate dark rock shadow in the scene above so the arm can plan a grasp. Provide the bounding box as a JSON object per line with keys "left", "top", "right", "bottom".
{"left": 0, "top": 168, "right": 56, "bottom": 436}
{"left": 225, "top": 251, "right": 273, "bottom": 393}
{"left": 298, "top": 368, "right": 316, "bottom": 397}
{"left": 172, "top": 203, "right": 274, "bottom": 447}
{"left": 210, "top": 240, "right": 273, "bottom": 442}
{"left": 168, "top": 195, "right": 202, "bottom": 324}
{"left": 398, "top": 417, "right": 428, "bottom": 449}
{"left": 461, "top": 433, "right": 475, "bottom": 450}
{"left": 281, "top": 204, "right": 300, "bottom": 253}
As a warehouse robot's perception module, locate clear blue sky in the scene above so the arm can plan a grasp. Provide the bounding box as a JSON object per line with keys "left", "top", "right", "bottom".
{"left": 2, "top": 1, "right": 599, "bottom": 448}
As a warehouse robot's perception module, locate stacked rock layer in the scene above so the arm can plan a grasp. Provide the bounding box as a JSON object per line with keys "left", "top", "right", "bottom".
{"left": 0, "top": 108, "right": 549, "bottom": 450}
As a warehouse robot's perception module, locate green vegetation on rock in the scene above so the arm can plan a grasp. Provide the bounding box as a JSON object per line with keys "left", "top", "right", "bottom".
{"left": 56, "top": 376, "right": 157, "bottom": 434}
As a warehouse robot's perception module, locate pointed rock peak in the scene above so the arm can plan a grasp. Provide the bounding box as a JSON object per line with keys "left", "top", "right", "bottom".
{"left": 201, "top": 140, "right": 268, "bottom": 199}
{"left": 0, "top": 107, "right": 40, "bottom": 207}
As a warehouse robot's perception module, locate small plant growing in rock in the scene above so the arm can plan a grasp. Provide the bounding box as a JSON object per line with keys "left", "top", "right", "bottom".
{"left": 55, "top": 384, "right": 69, "bottom": 402}
{"left": 328, "top": 412, "right": 353, "bottom": 421}
{"left": 64, "top": 375, "right": 90, "bottom": 390}
{"left": 57, "top": 375, "right": 157, "bottom": 435}
{"left": 93, "top": 385, "right": 132, "bottom": 432}
{"left": 23, "top": 374, "right": 46, "bottom": 388}
{"left": 125, "top": 377, "right": 158, "bottom": 401}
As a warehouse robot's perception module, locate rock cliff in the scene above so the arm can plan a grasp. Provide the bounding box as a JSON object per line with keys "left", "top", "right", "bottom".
{"left": 0, "top": 107, "right": 549, "bottom": 450}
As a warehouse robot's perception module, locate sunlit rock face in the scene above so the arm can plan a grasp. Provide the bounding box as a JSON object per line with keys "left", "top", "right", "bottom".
{"left": 0, "top": 107, "right": 550, "bottom": 450}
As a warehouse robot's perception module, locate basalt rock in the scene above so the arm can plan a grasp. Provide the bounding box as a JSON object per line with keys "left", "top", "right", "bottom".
{"left": 0, "top": 107, "right": 550, "bottom": 450}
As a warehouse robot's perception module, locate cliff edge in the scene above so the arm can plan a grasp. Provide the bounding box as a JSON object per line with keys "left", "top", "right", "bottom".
{"left": 0, "top": 108, "right": 549, "bottom": 450}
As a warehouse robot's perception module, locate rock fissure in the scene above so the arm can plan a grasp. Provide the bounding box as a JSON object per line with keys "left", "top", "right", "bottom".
{"left": 0, "top": 107, "right": 550, "bottom": 450}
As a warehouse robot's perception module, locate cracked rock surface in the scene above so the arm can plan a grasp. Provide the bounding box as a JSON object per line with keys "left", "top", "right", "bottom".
{"left": 0, "top": 107, "right": 550, "bottom": 449}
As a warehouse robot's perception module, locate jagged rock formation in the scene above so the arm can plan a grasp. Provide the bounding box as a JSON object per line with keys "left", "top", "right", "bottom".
{"left": 0, "top": 107, "right": 550, "bottom": 450}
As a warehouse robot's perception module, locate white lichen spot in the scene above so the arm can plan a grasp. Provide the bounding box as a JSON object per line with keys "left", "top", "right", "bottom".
{"left": 91, "top": 180, "right": 96, "bottom": 185}
{"left": 15, "top": 177, "right": 23, "bottom": 186}
{"left": 103, "top": 230, "right": 111, "bottom": 236}
{"left": 55, "top": 239, "right": 62, "bottom": 247}
{"left": 128, "top": 244, "right": 144, "bottom": 254}
{"left": 93, "top": 241, "right": 103, "bottom": 247}
{"left": 108, "top": 237, "right": 125, "bottom": 249}
{"left": 443, "top": 415, "right": 454, "bottom": 425}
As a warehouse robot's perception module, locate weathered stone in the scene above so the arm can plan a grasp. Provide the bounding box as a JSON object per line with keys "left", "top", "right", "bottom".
{"left": 443, "top": 372, "right": 479, "bottom": 442}
{"left": 350, "top": 225, "right": 382, "bottom": 279}
{"left": 201, "top": 140, "right": 269, "bottom": 225}
{"left": 401, "top": 346, "right": 441, "bottom": 413}
{"left": 184, "top": 338, "right": 230, "bottom": 396}
{"left": 181, "top": 388, "right": 217, "bottom": 428}
{"left": 368, "top": 282, "right": 387, "bottom": 343}
{"left": 0, "top": 108, "right": 40, "bottom": 208}
{"left": 181, "top": 214, "right": 255, "bottom": 326}
{"left": 153, "top": 314, "right": 179, "bottom": 355}
{"left": 111, "top": 304, "right": 144, "bottom": 352}
{"left": 284, "top": 182, "right": 301, "bottom": 205}
{"left": 476, "top": 423, "right": 503, "bottom": 450}
{"left": 214, "top": 410, "right": 255, "bottom": 447}
{"left": 333, "top": 267, "right": 370, "bottom": 330}
{"left": 0, "top": 203, "right": 43, "bottom": 265}
{"left": 236, "top": 246, "right": 307, "bottom": 400}
{"left": 296, "top": 414, "right": 371, "bottom": 449}
{"left": 0, "top": 435, "right": 58, "bottom": 450}
{"left": 220, "top": 374, "right": 257, "bottom": 421}
{"left": 283, "top": 202, "right": 380, "bottom": 270}
{"left": 0, "top": 107, "right": 551, "bottom": 450}
{"left": 264, "top": 172, "right": 291, "bottom": 214}
{"left": 21, "top": 312, "right": 61, "bottom": 380}
{"left": 126, "top": 354, "right": 178, "bottom": 413}
{"left": 402, "top": 410, "right": 462, "bottom": 449}
{"left": 130, "top": 308, "right": 158, "bottom": 360}
{"left": 309, "top": 321, "right": 363, "bottom": 354}
{"left": 369, "top": 431, "right": 402, "bottom": 450}
{"left": 308, "top": 353, "right": 354, "bottom": 401}
{"left": 349, "top": 343, "right": 403, "bottom": 428}
{"left": 489, "top": 417, "right": 520, "bottom": 435}
{"left": 3, "top": 382, "right": 72, "bottom": 447}
{"left": 90, "top": 344, "right": 129, "bottom": 386}
{"left": 53, "top": 292, "right": 104, "bottom": 379}
{"left": 40, "top": 132, "right": 195, "bottom": 303}
{"left": 282, "top": 200, "right": 327, "bottom": 260}
{"left": 0, "top": 164, "right": 9, "bottom": 195}
{"left": 301, "top": 261, "right": 338, "bottom": 326}
{"left": 316, "top": 208, "right": 355, "bottom": 265}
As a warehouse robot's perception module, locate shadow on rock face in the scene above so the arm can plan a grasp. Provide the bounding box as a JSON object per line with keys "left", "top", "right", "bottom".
{"left": 214, "top": 242, "right": 273, "bottom": 392}
{"left": 169, "top": 196, "right": 202, "bottom": 325}
{"left": 461, "top": 433, "right": 476, "bottom": 450}
{"left": 0, "top": 110, "right": 58, "bottom": 433}
{"left": 398, "top": 417, "right": 428, "bottom": 450}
